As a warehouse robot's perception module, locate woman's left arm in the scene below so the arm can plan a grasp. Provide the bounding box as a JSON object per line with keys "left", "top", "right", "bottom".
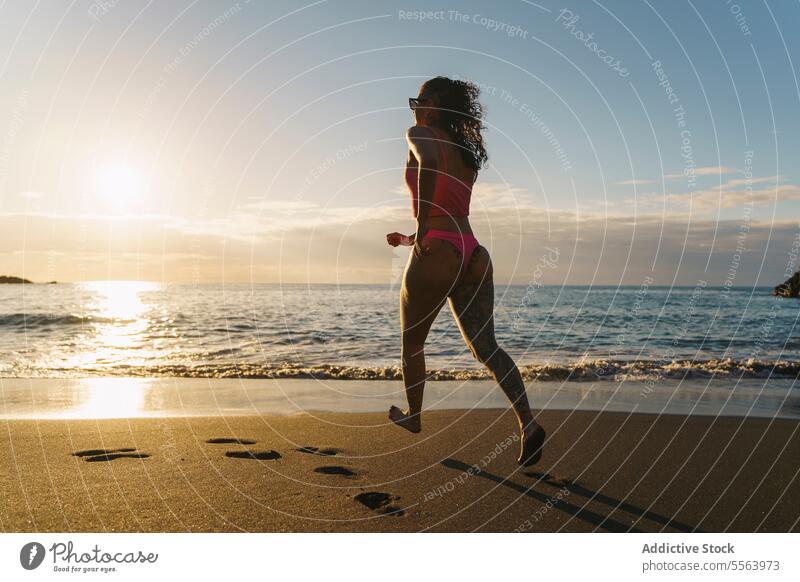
{"left": 405, "top": 126, "right": 439, "bottom": 257}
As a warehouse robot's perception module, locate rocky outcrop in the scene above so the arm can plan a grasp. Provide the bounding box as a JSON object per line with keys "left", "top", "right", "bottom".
{"left": 0, "top": 275, "right": 33, "bottom": 284}
{"left": 773, "top": 272, "right": 800, "bottom": 298}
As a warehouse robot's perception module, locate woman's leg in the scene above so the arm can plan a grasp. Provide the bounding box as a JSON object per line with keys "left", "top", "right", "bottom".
{"left": 390, "top": 238, "right": 462, "bottom": 432}
{"left": 447, "top": 246, "right": 544, "bottom": 462}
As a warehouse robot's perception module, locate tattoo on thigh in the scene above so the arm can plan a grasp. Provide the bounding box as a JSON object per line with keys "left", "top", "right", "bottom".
{"left": 450, "top": 269, "right": 529, "bottom": 410}
{"left": 451, "top": 279, "right": 496, "bottom": 355}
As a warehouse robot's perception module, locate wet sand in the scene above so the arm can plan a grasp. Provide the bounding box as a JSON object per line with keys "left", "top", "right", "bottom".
{"left": 1, "top": 408, "right": 798, "bottom": 532}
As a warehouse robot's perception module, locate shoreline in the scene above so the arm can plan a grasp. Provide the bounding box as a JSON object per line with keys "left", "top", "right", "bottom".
{"left": 4, "top": 356, "right": 800, "bottom": 381}
{"left": 1, "top": 409, "right": 797, "bottom": 532}
{"left": 0, "top": 376, "right": 798, "bottom": 420}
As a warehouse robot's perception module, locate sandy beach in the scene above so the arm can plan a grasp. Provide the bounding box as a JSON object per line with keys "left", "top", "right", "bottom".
{"left": 2, "top": 407, "right": 797, "bottom": 533}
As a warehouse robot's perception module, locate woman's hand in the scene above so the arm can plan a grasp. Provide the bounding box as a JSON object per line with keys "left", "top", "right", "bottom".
{"left": 386, "top": 232, "right": 415, "bottom": 247}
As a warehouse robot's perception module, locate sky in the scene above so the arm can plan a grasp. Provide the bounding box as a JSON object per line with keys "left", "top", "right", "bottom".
{"left": 0, "top": 0, "right": 798, "bottom": 286}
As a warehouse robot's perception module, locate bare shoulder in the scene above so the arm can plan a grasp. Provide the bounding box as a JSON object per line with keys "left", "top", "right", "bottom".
{"left": 405, "top": 125, "right": 439, "bottom": 162}
{"left": 405, "top": 125, "right": 435, "bottom": 144}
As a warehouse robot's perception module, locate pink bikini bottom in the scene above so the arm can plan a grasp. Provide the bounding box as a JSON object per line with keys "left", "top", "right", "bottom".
{"left": 423, "top": 229, "right": 480, "bottom": 268}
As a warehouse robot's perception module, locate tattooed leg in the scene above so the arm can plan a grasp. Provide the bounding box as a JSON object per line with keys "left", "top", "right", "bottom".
{"left": 449, "top": 246, "right": 545, "bottom": 464}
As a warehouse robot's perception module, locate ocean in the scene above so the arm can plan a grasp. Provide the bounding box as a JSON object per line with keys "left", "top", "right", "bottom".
{"left": 1, "top": 281, "right": 798, "bottom": 381}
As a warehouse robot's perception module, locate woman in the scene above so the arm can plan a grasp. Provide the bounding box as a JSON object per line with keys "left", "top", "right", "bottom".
{"left": 386, "top": 76, "right": 546, "bottom": 466}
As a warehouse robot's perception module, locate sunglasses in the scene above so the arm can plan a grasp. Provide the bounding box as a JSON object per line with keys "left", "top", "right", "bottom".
{"left": 408, "top": 97, "right": 431, "bottom": 110}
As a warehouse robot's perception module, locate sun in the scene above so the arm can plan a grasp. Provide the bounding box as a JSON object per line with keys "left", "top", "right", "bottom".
{"left": 95, "top": 162, "right": 143, "bottom": 210}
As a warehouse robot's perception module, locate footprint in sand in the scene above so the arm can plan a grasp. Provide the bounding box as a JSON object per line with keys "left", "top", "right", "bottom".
{"left": 225, "top": 450, "right": 281, "bottom": 460}
{"left": 206, "top": 438, "right": 256, "bottom": 445}
{"left": 72, "top": 449, "right": 150, "bottom": 462}
{"left": 354, "top": 492, "right": 404, "bottom": 516}
{"left": 314, "top": 466, "right": 357, "bottom": 477}
{"left": 297, "top": 446, "right": 340, "bottom": 456}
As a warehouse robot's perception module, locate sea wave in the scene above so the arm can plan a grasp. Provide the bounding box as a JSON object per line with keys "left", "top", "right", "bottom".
{"left": 3, "top": 358, "right": 799, "bottom": 381}
{"left": 0, "top": 313, "right": 126, "bottom": 328}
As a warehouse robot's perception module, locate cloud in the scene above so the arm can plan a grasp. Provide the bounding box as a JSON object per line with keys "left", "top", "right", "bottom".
{"left": 663, "top": 166, "right": 738, "bottom": 179}
{"left": 718, "top": 175, "right": 780, "bottom": 190}
{"left": 390, "top": 181, "right": 539, "bottom": 208}
{"left": 614, "top": 179, "right": 655, "bottom": 186}
{"left": 235, "top": 199, "right": 318, "bottom": 212}
{"left": 651, "top": 177, "right": 800, "bottom": 210}
{"left": 2, "top": 184, "right": 799, "bottom": 285}
{"left": 614, "top": 167, "right": 740, "bottom": 187}
{"left": 17, "top": 190, "right": 46, "bottom": 199}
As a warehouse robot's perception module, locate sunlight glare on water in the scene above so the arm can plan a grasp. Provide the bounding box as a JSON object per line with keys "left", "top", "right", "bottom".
{"left": 61, "top": 280, "right": 159, "bottom": 370}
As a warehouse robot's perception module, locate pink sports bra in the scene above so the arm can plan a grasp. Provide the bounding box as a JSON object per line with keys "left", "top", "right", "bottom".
{"left": 404, "top": 127, "right": 474, "bottom": 218}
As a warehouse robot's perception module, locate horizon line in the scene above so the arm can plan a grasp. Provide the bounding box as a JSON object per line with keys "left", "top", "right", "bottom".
{"left": 0, "top": 279, "right": 781, "bottom": 289}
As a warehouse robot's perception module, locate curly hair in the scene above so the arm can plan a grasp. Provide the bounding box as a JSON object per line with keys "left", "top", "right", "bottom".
{"left": 420, "top": 76, "right": 488, "bottom": 173}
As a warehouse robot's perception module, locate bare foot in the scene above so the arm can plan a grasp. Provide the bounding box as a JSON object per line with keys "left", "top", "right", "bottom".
{"left": 389, "top": 405, "right": 421, "bottom": 433}
{"left": 517, "top": 421, "right": 545, "bottom": 466}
